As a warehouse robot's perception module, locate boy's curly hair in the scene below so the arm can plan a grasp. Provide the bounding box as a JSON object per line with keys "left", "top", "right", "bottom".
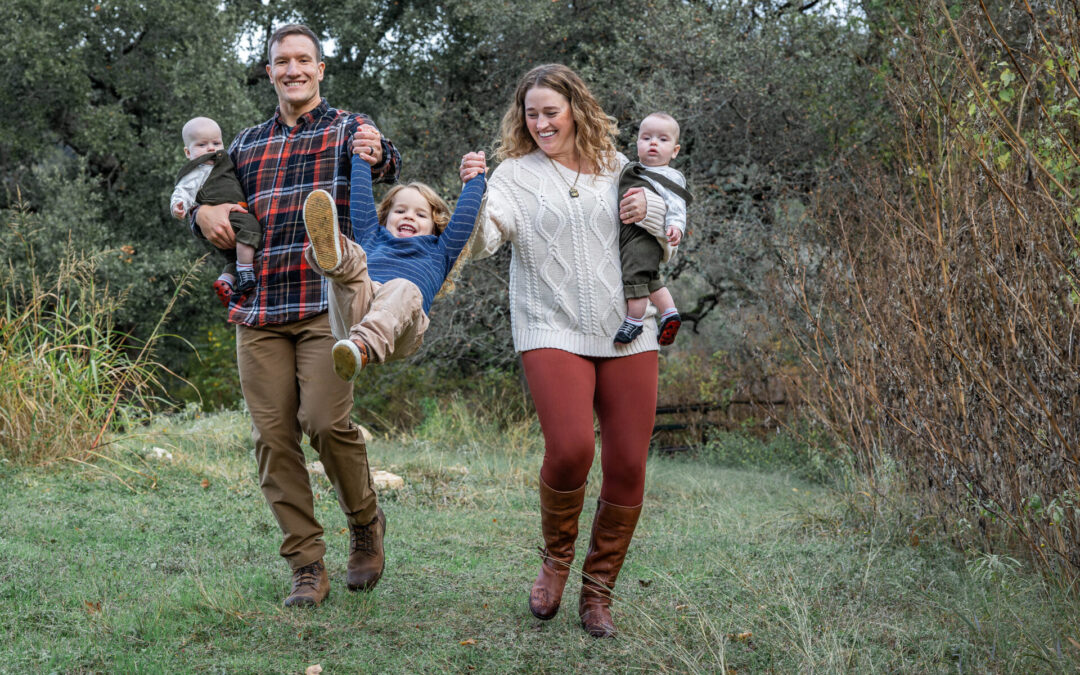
{"left": 495, "top": 63, "right": 619, "bottom": 174}
{"left": 376, "top": 182, "right": 451, "bottom": 235}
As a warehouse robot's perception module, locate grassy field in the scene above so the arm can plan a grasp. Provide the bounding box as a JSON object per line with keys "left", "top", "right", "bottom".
{"left": 3, "top": 409, "right": 1078, "bottom": 674}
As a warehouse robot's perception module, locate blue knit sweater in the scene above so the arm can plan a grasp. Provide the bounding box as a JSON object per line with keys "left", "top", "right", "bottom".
{"left": 349, "top": 155, "right": 486, "bottom": 314}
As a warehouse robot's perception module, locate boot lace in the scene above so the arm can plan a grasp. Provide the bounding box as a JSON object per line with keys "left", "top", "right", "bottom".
{"left": 350, "top": 520, "right": 376, "bottom": 555}
{"left": 292, "top": 561, "right": 322, "bottom": 589}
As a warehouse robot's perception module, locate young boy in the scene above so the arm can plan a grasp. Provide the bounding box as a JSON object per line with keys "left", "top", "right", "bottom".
{"left": 614, "top": 112, "right": 693, "bottom": 346}
{"left": 303, "top": 149, "right": 486, "bottom": 381}
{"left": 170, "top": 116, "right": 262, "bottom": 304}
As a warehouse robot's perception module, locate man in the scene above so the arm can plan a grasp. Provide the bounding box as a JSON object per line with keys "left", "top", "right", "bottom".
{"left": 193, "top": 24, "right": 401, "bottom": 607}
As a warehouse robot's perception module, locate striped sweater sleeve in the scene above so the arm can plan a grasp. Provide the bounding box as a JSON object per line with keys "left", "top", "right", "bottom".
{"left": 438, "top": 173, "right": 487, "bottom": 268}
{"left": 349, "top": 153, "right": 381, "bottom": 245}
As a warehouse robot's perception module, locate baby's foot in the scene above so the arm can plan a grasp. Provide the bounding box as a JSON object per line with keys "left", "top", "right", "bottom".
{"left": 613, "top": 318, "right": 644, "bottom": 345}
{"left": 657, "top": 311, "right": 681, "bottom": 346}
{"left": 234, "top": 268, "right": 256, "bottom": 293}
{"left": 332, "top": 339, "right": 370, "bottom": 382}
{"left": 212, "top": 278, "right": 233, "bottom": 308}
{"left": 303, "top": 189, "right": 342, "bottom": 272}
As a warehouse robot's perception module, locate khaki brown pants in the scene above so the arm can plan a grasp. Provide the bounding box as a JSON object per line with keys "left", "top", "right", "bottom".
{"left": 236, "top": 313, "right": 377, "bottom": 570}
{"left": 306, "top": 239, "right": 429, "bottom": 364}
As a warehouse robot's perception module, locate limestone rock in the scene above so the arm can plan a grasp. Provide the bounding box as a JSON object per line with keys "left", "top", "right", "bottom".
{"left": 372, "top": 470, "right": 404, "bottom": 490}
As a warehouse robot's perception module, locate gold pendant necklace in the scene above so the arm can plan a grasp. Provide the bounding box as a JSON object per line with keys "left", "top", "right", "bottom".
{"left": 547, "top": 156, "right": 581, "bottom": 198}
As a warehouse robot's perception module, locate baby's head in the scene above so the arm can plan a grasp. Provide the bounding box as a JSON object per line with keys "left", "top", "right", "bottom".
{"left": 377, "top": 182, "right": 450, "bottom": 238}
{"left": 636, "top": 112, "right": 681, "bottom": 168}
{"left": 181, "top": 117, "right": 224, "bottom": 159}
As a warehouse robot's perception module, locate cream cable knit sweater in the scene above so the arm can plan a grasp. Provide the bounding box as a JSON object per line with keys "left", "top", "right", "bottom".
{"left": 470, "top": 150, "right": 671, "bottom": 357}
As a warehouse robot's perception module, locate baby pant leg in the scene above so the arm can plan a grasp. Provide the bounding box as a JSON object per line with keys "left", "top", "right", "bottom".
{"left": 349, "top": 278, "right": 429, "bottom": 364}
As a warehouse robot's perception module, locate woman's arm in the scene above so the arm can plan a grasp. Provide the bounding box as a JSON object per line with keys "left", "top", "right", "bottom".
{"left": 349, "top": 151, "right": 381, "bottom": 245}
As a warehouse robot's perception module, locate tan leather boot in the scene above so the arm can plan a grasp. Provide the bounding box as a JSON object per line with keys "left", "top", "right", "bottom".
{"left": 347, "top": 507, "right": 386, "bottom": 591}
{"left": 283, "top": 559, "right": 330, "bottom": 607}
{"left": 529, "top": 478, "right": 587, "bottom": 620}
{"left": 578, "top": 499, "right": 642, "bottom": 637}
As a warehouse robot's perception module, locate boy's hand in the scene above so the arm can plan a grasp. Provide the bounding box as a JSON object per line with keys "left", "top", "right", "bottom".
{"left": 666, "top": 226, "right": 682, "bottom": 246}
{"left": 352, "top": 124, "right": 383, "bottom": 165}
{"left": 619, "top": 187, "right": 648, "bottom": 224}
{"left": 171, "top": 202, "right": 186, "bottom": 220}
{"left": 459, "top": 151, "right": 486, "bottom": 183}
{"left": 196, "top": 203, "right": 245, "bottom": 248}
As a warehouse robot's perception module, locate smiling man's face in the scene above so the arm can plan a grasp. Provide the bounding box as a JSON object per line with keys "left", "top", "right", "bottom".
{"left": 266, "top": 34, "right": 324, "bottom": 119}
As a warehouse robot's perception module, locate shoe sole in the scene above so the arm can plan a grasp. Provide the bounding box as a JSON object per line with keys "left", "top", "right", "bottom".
{"left": 657, "top": 317, "right": 681, "bottom": 346}
{"left": 303, "top": 189, "right": 341, "bottom": 272}
{"left": 332, "top": 340, "right": 364, "bottom": 382}
{"left": 212, "top": 280, "right": 232, "bottom": 308}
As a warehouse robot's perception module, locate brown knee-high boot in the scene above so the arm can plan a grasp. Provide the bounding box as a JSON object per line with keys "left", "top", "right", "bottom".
{"left": 578, "top": 498, "right": 642, "bottom": 637}
{"left": 529, "top": 478, "right": 587, "bottom": 620}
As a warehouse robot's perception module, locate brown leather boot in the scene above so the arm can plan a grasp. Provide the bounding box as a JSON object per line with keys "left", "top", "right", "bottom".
{"left": 529, "top": 478, "right": 587, "bottom": 620}
{"left": 346, "top": 507, "right": 386, "bottom": 591}
{"left": 283, "top": 559, "right": 330, "bottom": 607}
{"left": 578, "top": 499, "right": 642, "bottom": 638}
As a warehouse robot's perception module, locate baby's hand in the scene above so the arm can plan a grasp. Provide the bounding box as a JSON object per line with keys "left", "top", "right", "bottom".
{"left": 666, "top": 226, "right": 682, "bottom": 246}
{"left": 171, "top": 202, "right": 187, "bottom": 220}
{"left": 459, "top": 151, "right": 486, "bottom": 183}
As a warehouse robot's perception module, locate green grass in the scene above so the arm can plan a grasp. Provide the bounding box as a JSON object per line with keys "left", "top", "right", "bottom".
{"left": 3, "top": 411, "right": 1079, "bottom": 674}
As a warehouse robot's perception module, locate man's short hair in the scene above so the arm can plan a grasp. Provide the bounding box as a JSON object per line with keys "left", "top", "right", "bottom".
{"left": 644, "top": 112, "right": 681, "bottom": 143}
{"left": 267, "top": 24, "right": 322, "bottom": 63}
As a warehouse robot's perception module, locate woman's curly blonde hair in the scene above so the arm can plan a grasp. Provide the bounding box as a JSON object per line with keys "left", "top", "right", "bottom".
{"left": 376, "top": 182, "right": 451, "bottom": 235}
{"left": 495, "top": 63, "right": 619, "bottom": 174}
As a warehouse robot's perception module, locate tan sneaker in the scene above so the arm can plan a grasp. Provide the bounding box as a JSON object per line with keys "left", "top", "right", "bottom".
{"left": 332, "top": 339, "right": 369, "bottom": 382}
{"left": 283, "top": 559, "right": 330, "bottom": 608}
{"left": 346, "top": 507, "right": 386, "bottom": 591}
{"left": 303, "top": 189, "right": 342, "bottom": 272}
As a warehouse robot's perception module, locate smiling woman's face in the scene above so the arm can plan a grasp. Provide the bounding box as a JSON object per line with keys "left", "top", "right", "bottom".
{"left": 524, "top": 86, "right": 576, "bottom": 163}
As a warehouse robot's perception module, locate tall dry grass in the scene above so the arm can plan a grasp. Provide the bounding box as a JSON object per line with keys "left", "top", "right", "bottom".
{"left": 0, "top": 222, "right": 195, "bottom": 464}
{"left": 784, "top": 1, "right": 1080, "bottom": 582}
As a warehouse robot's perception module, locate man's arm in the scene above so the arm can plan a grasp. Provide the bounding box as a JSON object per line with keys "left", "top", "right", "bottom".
{"left": 350, "top": 116, "right": 401, "bottom": 183}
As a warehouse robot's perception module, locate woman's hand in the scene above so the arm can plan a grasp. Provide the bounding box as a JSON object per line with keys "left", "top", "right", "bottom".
{"left": 351, "top": 124, "right": 383, "bottom": 165}
{"left": 459, "top": 151, "right": 487, "bottom": 182}
{"left": 619, "top": 187, "right": 649, "bottom": 224}
{"left": 196, "top": 203, "right": 246, "bottom": 248}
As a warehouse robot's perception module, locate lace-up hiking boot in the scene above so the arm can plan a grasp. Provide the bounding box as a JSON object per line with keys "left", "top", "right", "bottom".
{"left": 303, "top": 189, "right": 342, "bottom": 272}
{"left": 347, "top": 507, "right": 386, "bottom": 591}
{"left": 332, "top": 339, "right": 369, "bottom": 383}
{"left": 283, "top": 559, "right": 329, "bottom": 608}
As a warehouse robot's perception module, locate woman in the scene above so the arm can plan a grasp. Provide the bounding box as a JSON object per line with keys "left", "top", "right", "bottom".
{"left": 459, "top": 64, "right": 671, "bottom": 638}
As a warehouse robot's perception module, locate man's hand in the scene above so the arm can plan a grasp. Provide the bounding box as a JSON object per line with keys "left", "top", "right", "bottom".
{"left": 351, "top": 124, "right": 383, "bottom": 166}
{"left": 619, "top": 187, "right": 649, "bottom": 224}
{"left": 459, "top": 151, "right": 486, "bottom": 182}
{"left": 195, "top": 203, "right": 245, "bottom": 248}
{"left": 666, "top": 225, "right": 683, "bottom": 246}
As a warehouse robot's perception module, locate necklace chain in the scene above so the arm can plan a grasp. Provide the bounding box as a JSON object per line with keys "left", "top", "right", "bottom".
{"left": 547, "top": 156, "right": 581, "bottom": 198}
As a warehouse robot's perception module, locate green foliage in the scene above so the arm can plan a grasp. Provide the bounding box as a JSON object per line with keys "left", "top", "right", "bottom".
{"left": 699, "top": 428, "right": 839, "bottom": 484}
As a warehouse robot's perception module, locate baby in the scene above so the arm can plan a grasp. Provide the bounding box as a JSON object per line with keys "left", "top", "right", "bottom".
{"left": 303, "top": 149, "right": 486, "bottom": 381}
{"left": 615, "top": 112, "right": 693, "bottom": 346}
{"left": 170, "top": 116, "right": 262, "bottom": 305}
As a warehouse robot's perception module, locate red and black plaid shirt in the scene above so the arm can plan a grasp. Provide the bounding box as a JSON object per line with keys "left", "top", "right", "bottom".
{"left": 195, "top": 98, "right": 401, "bottom": 326}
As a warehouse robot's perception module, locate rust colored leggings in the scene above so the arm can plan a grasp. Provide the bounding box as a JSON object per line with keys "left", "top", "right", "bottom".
{"left": 521, "top": 348, "right": 658, "bottom": 507}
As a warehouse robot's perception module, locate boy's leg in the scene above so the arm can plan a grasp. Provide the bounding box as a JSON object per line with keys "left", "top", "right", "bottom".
{"left": 232, "top": 210, "right": 264, "bottom": 294}
{"left": 350, "top": 279, "right": 429, "bottom": 364}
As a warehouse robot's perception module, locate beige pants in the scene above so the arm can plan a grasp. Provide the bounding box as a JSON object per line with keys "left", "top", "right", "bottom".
{"left": 236, "top": 313, "right": 377, "bottom": 570}
{"left": 306, "top": 239, "right": 429, "bottom": 364}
